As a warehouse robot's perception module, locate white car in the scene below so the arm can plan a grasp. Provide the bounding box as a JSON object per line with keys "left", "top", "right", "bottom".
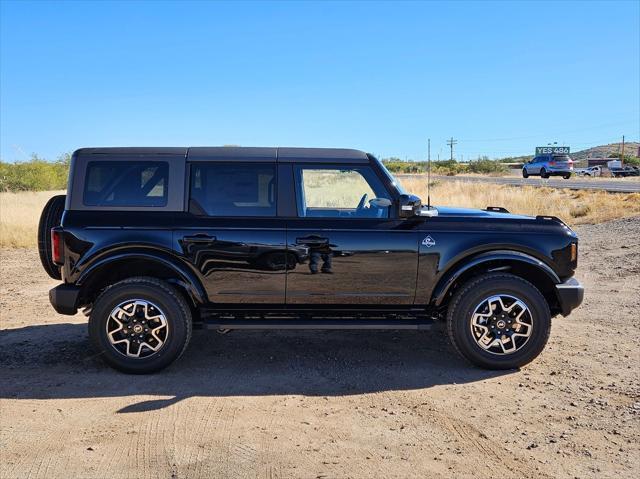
{"left": 576, "top": 166, "right": 601, "bottom": 177}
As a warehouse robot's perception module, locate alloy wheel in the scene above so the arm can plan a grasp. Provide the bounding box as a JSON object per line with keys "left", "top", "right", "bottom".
{"left": 469, "top": 294, "right": 533, "bottom": 355}
{"left": 106, "top": 299, "right": 169, "bottom": 358}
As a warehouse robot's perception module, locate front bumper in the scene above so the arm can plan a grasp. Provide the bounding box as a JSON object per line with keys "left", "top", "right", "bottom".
{"left": 49, "top": 284, "right": 80, "bottom": 315}
{"left": 555, "top": 277, "right": 584, "bottom": 316}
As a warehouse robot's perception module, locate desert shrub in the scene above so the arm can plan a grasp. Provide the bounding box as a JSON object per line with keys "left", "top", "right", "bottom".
{"left": 465, "top": 156, "right": 508, "bottom": 174}
{"left": 0, "top": 154, "right": 71, "bottom": 192}
{"left": 569, "top": 204, "right": 591, "bottom": 218}
{"left": 382, "top": 159, "right": 426, "bottom": 174}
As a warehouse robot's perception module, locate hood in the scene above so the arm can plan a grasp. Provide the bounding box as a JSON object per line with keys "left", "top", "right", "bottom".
{"left": 434, "top": 206, "right": 534, "bottom": 221}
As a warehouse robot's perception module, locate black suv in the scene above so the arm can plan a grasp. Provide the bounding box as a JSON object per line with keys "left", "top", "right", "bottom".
{"left": 40, "top": 147, "right": 583, "bottom": 373}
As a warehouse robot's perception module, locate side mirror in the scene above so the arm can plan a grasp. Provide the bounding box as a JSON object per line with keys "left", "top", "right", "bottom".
{"left": 398, "top": 194, "right": 422, "bottom": 218}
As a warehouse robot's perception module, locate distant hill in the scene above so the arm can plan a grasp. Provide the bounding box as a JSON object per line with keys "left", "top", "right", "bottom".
{"left": 570, "top": 142, "right": 640, "bottom": 160}
{"left": 498, "top": 142, "right": 640, "bottom": 164}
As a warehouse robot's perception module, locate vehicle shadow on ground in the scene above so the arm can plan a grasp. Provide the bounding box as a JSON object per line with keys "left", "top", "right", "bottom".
{"left": 0, "top": 323, "right": 511, "bottom": 412}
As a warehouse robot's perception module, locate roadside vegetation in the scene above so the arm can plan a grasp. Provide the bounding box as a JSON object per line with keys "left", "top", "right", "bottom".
{"left": 0, "top": 154, "right": 71, "bottom": 192}
{"left": 383, "top": 156, "right": 508, "bottom": 176}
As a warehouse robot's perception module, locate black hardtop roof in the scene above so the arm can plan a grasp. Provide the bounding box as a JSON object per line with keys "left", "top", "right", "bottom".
{"left": 74, "top": 146, "right": 370, "bottom": 163}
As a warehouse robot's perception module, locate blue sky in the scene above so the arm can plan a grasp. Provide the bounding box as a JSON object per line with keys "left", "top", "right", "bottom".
{"left": 1, "top": 0, "right": 638, "bottom": 162}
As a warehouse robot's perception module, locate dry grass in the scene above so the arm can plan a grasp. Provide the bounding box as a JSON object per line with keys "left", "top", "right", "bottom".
{"left": 1, "top": 183, "right": 639, "bottom": 248}
{"left": 0, "top": 190, "right": 65, "bottom": 248}
{"left": 401, "top": 178, "right": 640, "bottom": 226}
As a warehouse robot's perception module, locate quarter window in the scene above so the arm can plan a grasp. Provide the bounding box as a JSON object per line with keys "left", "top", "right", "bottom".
{"left": 190, "top": 163, "right": 276, "bottom": 217}
{"left": 83, "top": 161, "right": 168, "bottom": 207}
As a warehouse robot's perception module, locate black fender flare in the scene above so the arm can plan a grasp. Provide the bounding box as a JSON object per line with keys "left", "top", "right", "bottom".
{"left": 431, "top": 250, "right": 561, "bottom": 306}
{"left": 77, "top": 251, "right": 207, "bottom": 305}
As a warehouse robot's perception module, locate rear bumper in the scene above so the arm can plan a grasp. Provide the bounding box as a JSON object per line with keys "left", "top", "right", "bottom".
{"left": 555, "top": 277, "right": 584, "bottom": 316}
{"left": 49, "top": 284, "right": 80, "bottom": 315}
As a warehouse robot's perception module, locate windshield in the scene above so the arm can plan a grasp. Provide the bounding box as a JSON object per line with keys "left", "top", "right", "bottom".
{"left": 552, "top": 155, "right": 572, "bottom": 162}
{"left": 377, "top": 159, "right": 408, "bottom": 195}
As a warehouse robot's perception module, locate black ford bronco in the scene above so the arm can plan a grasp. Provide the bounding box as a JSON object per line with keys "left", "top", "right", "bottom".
{"left": 40, "top": 147, "right": 583, "bottom": 373}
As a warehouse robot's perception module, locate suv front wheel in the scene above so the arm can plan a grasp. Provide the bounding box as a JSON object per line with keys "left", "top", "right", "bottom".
{"left": 446, "top": 273, "right": 551, "bottom": 370}
{"left": 89, "top": 277, "right": 192, "bottom": 374}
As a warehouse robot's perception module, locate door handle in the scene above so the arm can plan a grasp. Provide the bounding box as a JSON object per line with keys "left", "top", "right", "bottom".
{"left": 182, "top": 234, "right": 216, "bottom": 244}
{"left": 296, "top": 236, "right": 329, "bottom": 246}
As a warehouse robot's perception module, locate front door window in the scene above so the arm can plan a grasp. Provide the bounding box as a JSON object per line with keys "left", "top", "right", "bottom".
{"left": 295, "top": 166, "right": 392, "bottom": 218}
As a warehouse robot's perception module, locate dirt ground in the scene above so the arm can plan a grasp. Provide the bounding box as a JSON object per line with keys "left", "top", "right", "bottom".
{"left": 1, "top": 217, "right": 639, "bottom": 479}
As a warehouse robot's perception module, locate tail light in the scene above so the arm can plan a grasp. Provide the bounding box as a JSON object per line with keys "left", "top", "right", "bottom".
{"left": 549, "top": 161, "right": 556, "bottom": 166}
{"left": 51, "top": 228, "right": 64, "bottom": 265}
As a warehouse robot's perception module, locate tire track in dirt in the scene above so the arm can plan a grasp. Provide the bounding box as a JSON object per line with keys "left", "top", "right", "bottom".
{"left": 255, "top": 398, "right": 284, "bottom": 478}
{"left": 182, "top": 397, "right": 220, "bottom": 477}
{"left": 191, "top": 400, "right": 228, "bottom": 476}
{"left": 441, "top": 416, "right": 535, "bottom": 478}
{"left": 7, "top": 419, "right": 66, "bottom": 479}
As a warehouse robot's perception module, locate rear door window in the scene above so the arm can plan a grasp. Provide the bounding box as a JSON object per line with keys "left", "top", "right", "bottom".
{"left": 83, "top": 161, "right": 168, "bottom": 207}
{"left": 189, "top": 163, "right": 276, "bottom": 217}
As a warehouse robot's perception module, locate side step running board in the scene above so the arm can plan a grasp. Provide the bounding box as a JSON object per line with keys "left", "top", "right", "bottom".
{"left": 199, "top": 318, "right": 435, "bottom": 331}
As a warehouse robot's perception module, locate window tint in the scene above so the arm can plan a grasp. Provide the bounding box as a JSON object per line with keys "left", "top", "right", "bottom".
{"left": 295, "top": 166, "right": 391, "bottom": 218}
{"left": 190, "top": 163, "right": 276, "bottom": 217}
{"left": 83, "top": 161, "right": 168, "bottom": 207}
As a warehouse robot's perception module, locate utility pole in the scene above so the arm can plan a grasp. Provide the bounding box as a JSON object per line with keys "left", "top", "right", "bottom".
{"left": 620, "top": 135, "right": 625, "bottom": 166}
{"left": 447, "top": 137, "right": 457, "bottom": 161}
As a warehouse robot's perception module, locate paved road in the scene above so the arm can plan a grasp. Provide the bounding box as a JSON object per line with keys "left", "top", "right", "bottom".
{"left": 397, "top": 174, "right": 640, "bottom": 193}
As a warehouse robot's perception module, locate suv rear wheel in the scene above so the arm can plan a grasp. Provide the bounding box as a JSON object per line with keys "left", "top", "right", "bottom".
{"left": 446, "top": 273, "right": 551, "bottom": 370}
{"left": 540, "top": 168, "right": 549, "bottom": 179}
{"left": 89, "top": 277, "right": 192, "bottom": 374}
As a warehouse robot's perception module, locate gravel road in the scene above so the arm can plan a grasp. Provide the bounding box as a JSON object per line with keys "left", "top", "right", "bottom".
{"left": 1, "top": 217, "right": 639, "bottom": 478}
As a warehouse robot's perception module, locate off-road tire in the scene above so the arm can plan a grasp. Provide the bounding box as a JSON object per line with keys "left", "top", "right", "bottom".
{"left": 446, "top": 273, "right": 551, "bottom": 370}
{"left": 89, "top": 277, "right": 192, "bottom": 374}
{"left": 37, "top": 194, "right": 66, "bottom": 279}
